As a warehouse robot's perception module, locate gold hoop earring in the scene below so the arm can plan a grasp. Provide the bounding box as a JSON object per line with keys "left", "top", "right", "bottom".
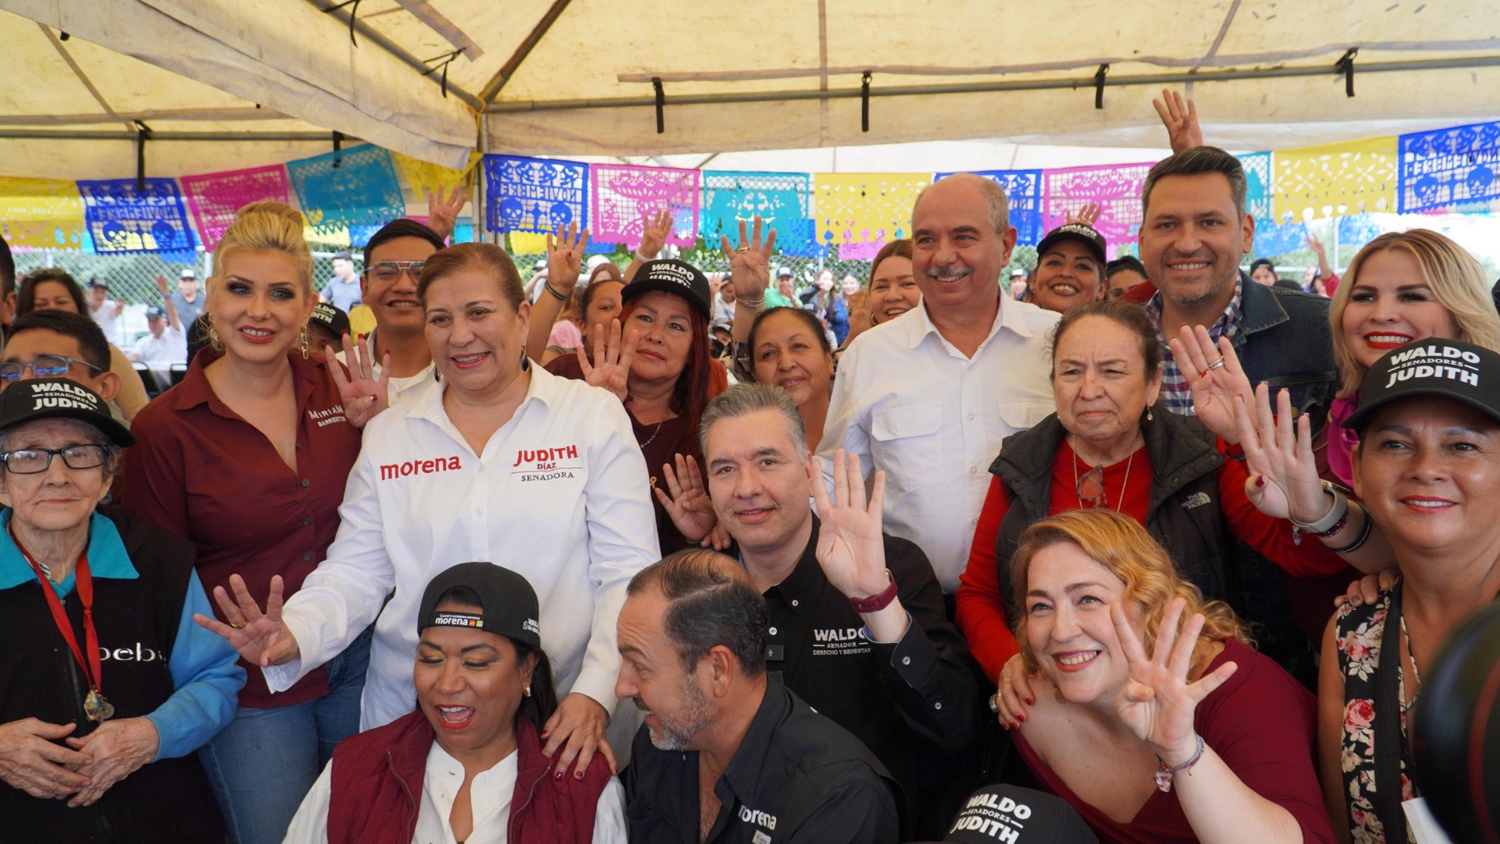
{"left": 299, "top": 326, "right": 310, "bottom": 360}
{"left": 208, "top": 323, "right": 223, "bottom": 354}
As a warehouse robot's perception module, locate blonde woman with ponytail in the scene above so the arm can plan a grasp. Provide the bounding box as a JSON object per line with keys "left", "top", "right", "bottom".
{"left": 119, "top": 201, "right": 369, "bottom": 844}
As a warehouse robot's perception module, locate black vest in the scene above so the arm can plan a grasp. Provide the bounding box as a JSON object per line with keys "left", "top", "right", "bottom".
{"left": 0, "top": 506, "right": 223, "bottom": 843}
{"left": 989, "top": 408, "right": 1239, "bottom": 618}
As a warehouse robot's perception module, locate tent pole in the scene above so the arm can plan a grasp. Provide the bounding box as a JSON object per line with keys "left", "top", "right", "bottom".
{"left": 488, "top": 54, "right": 1500, "bottom": 112}
{"left": 0, "top": 130, "right": 367, "bottom": 141}
{"left": 475, "top": 114, "right": 489, "bottom": 245}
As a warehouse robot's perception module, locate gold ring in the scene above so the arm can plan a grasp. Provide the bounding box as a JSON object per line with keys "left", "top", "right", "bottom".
{"left": 736, "top": 245, "right": 750, "bottom": 253}
{"left": 1206, "top": 357, "right": 1227, "bottom": 371}
{"left": 229, "top": 620, "right": 247, "bottom": 630}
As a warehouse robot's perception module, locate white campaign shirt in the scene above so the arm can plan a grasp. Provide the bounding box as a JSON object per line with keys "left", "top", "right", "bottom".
{"left": 818, "top": 296, "right": 1059, "bottom": 592}
{"left": 282, "top": 743, "right": 629, "bottom": 844}
{"left": 266, "top": 367, "right": 660, "bottom": 729}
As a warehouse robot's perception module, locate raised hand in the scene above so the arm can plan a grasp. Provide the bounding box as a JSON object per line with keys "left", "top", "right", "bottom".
{"left": 64, "top": 718, "right": 158, "bottom": 807}
{"left": 326, "top": 332, "right": 390, "bottom": 429}
{"left": 1152, "top": 88, "right": 1203, "bottom": 154}
{"left": 652, "top": 454, "right": 718, "bottom": 543}
{"left": 0, "top": 718, "right": 90, "bottom": 799}
{"left": 811, "top": 450, "right": 890, "bottom": 602}
{"left": 1111, "top": 598, "right": 1236, "bottom": 765}
{"left": 193, "top": 574, "right": 302, "bottom": 668}
{"left": 153, "top": 274, "right": 171, "bottom": 298}
{"left": 719, "top": 216, "right": 777, "bottom": 303}
{"left": 425, "top": 184, "right": 470, "bottom": 243}
{"left": 1171, "top": 325, "right": 1252, "bottom": 443}
{"left": 546, "top": 221, "right": 589, "bottom": 297}
{"left": 1064, "top": 202, "right": 1103, "bottom": 228}
{"left": 637, "top": 209, "right": 674, "bottom": 261}
{"left": 1233, "top": 384, "right": 1329, "bottom": 522}
{"left": 1306, "top": 233, "right": 1327, "bottom": 260}
{"left": 576, "top": 319, "right": 638, "bottom": 403}
{"left": 541, "top": 693, "right": 617, "bottom": 778}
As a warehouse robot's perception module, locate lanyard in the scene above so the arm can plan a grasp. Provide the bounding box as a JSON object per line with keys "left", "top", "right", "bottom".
{"left": 16, "top": 535, "right": 102, "bottom": 699}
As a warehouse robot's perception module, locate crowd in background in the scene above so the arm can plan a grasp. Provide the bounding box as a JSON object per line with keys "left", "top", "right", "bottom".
{"left": 0, "top": 89, "right": 1497, "bottom": 844}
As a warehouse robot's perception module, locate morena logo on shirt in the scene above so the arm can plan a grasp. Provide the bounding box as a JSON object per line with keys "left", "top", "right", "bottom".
{"left": 512, "top": 444, "right": 581, "bottom": 482}
{"left": 379, "top": 455, "right": 463, "bottom": 481}
{"left": 737, "top": 805, "right": 777, "bottom": 831}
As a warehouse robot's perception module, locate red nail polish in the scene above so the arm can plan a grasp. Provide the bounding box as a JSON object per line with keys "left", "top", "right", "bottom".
{"left": 574, "top": 770, "right": 584, "bottom": 780}
{"left": 1000, "top": 722, "right": 1008, "bottom": 731}
{"left": 1018, "top": 714, "right": 1026, "bottom": 723}
{"left": 555, "top": 771, "right": 565, "bottom": 781}
{"left": 539, "top": 731, "right": 550, "bottom": 739}
{"left": 1255, "top": 476, "right": 1265, "bottom": 488}
{"left": 1027, "top": 698, "right": 1034, "bottom": 705}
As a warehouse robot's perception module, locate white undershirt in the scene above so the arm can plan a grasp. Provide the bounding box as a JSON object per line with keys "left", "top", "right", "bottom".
{"left": 283, "top": 741, "right": 628, "bottom": 844}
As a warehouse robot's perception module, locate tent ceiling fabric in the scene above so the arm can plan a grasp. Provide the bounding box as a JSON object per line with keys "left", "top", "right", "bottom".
{"left": 0, "top": 0, "right": 1498, "bottom": 178}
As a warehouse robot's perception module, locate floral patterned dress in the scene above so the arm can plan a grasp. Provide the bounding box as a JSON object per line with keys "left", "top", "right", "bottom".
{"left": 1335, "top": 590, "right": 1416, "bottom": 843}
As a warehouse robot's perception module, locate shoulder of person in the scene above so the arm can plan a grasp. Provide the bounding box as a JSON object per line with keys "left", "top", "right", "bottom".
{"left": 96, "top": 504, "right": 196, "bottom": 579}
{"left": 1197, "top": 637, "right": 1313, "bottom": 722}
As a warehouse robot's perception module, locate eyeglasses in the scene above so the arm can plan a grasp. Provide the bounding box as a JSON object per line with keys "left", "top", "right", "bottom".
{"left": 368, "top": 261, "right": 426, "bottom": 283}
{"left": 0, "top": 445, "right": 111, "bottom": 475}
{"left": 0, "top": 356, "right": 106, "bottom": 383}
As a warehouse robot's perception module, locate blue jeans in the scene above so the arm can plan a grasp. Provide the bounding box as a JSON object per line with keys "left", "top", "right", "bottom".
{"left": 199, "top": 625, "right": 373, "bottom": 844}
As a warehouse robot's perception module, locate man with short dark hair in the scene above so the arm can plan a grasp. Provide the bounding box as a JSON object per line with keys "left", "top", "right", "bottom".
{"left": 322, "top": 251, "right": 362, "bottom": 312}
{"left": 2, "top": 310, "right": 127, "bottom": 423}
{"left": 336, "top": 220, "right": 448, "bottom": 407}
{"left": 663, "top": 383, "right": 974, "bottom": 831}
{"left": 1138, "top": 146, "right": 1336, "bottom": 428}
{"left": 618, "top": 549, "right": 901, "bottom": 843}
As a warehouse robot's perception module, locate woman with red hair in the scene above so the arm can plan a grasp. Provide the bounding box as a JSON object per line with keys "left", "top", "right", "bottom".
{"left": 547, "top": 257, "right": 728, "bottom": 555}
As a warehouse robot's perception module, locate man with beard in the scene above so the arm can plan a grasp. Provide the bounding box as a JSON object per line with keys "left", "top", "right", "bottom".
{"left": 816, "top": 173, "right": 1058, "bottom": 595}
{"left": 616, "top": 550, "right": 901, "bottom": 843}
{"left": 1137, "top": 147, "right": 1336, "bottom": 427}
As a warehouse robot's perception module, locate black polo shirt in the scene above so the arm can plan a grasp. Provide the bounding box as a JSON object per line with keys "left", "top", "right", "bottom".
{"left": 761, "top": 517, "right": 977, "bottom": 817}
{"left": 622, "top": 678, "right": 901, "bottom": 843}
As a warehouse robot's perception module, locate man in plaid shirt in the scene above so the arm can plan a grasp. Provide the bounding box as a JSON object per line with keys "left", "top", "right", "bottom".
{"left": 1135, "top": 147, "right": 1336, "bottom": 432}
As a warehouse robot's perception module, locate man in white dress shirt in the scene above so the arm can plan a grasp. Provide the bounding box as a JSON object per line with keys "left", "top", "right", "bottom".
{"left": 818, "top": 174, "right": 1059, "bottom": 595}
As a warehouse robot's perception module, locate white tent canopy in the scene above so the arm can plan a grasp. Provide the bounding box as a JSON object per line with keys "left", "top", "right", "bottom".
{"left": 2, "top": 0, "right": 1499, "bottom": 179}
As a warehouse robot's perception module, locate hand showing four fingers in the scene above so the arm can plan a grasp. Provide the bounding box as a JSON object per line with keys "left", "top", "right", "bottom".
{"left": 1170, "top": 325, "right": 1252, "bottom": 444}
{"left": 719, "top": 216, "right": 777, "bottom": 302}
{"left": 577, "top": 320, "right": 638, "bottom": 404}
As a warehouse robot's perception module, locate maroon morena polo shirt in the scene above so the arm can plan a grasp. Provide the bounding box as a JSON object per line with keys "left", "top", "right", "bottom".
{"left": 120, "top": 348, "right": 362, "bottom": 707}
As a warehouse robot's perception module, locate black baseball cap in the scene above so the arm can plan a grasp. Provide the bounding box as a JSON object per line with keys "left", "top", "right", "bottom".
{"left": 0, "top": 378, "right": 133, "bottom": 448}
{"left": 310, "top": 302, "right": 351, "bottom": 336}
{"left": 418, "top": 563, "right": 542, "bottom": 650}
{"left": 916, "top": 785, "right": 1098, "bottom": 844}
{"left": 621, "top": 258, "right": 711, "bottom": 320}
{"left": 1036, "top": 223, "right": 1108, "bottom": 267}
{"left": 1344, "top": 339, "right": 1500, "bottom": 434}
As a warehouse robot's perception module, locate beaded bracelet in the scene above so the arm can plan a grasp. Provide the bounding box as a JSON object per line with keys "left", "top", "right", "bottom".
{"left": 1154, "top": 733, "right": 1206, "bottom": 792}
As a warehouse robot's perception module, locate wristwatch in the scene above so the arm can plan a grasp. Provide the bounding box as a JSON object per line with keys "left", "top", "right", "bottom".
{"left": 848, "top": 570, "right": 898, "bottom": 614}
{"left": 1290, "top": 480, "right": 1350, "bottom": 536}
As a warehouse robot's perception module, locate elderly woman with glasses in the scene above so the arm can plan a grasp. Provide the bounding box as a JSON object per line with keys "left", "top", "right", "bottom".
{"left": 956, "top": 301, "right": 1390, "bottom": 712}
{"left": 0, "top": 378, "right": 244, "bottom": 842}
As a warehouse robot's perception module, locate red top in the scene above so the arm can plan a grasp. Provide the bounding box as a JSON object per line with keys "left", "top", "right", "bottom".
{"left": 1012, "top": 638, "right": 1335, "bottom": 844}
{"left": 119, "top": 348, "right": 362, "bottom": 707}
{"left": 954, "top": 439, "right": 1346, "bottom": 683}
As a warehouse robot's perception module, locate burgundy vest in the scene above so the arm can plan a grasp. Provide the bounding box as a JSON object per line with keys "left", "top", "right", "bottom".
{"left": 327, "top": 710, "right": 612, "bottom": 844}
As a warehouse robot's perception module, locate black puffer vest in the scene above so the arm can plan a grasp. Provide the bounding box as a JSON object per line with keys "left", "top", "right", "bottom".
{"left": 989, "top": 406, "right": 1239, "bottom": 617}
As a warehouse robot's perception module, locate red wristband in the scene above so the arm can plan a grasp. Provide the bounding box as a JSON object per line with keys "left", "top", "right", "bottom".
{"left": 848, "top": 571, "right": 898, "bottom": 614}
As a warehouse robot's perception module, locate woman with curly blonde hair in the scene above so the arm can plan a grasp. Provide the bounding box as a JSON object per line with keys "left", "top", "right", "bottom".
{"left": 1324, "top": 229, "right": 1500, "bottom": 487}
{"left": 993, "top": 509, "right": 1334, "bottom": 844}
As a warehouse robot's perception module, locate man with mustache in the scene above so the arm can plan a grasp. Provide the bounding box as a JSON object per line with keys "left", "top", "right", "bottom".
{"left": 816, "top": 173, "right": 1059, "bottom": 597}
{"left": 1137, "top": 146, "right": 1336, "bottom": 425}
{"left": 616, "top": 549, "right": 901, "bottom": 843}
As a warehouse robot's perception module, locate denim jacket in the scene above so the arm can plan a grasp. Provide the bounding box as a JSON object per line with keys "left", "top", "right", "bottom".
{"left": 1231, "top": 272, "right": 1337, "bottom": 436}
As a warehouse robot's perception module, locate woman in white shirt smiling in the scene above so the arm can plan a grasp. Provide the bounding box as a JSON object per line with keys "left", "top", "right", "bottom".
{"left": 282, "top": 563, "right": 627, "bottom": 844}
{"left": 197, "top": 243, "right": 659, "bottom": 782}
